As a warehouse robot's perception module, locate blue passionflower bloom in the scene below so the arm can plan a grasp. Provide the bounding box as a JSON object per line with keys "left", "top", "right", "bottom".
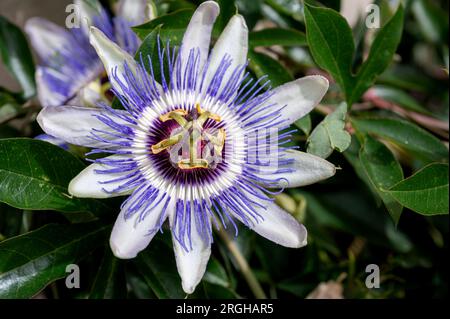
{"left": 25, "top": 0, "right": 155, "bottom": 107}
{"left": 37, "top": 1, "right": 335, "bottom": 294}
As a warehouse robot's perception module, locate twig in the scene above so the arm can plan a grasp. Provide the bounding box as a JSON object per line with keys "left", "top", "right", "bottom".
{"left": 216, "top": 227, "right": 267, "bottom": 299}
{"left": 315, "top": 104, "right": 333, "bottom": 115}
{"left": 364, "top": 89, "right": 449, "bottom": 139}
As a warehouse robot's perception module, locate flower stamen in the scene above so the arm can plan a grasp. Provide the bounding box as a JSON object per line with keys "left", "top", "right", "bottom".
{"left": 151, "top": 105, "right": 226, "bottom": 170}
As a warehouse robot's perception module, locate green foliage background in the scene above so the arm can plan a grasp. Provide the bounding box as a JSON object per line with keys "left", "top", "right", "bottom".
{"left": 0, "top": 0, "right": 448, "bottom": 299}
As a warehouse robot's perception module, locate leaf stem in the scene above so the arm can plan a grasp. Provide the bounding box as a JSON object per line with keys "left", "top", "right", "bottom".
{"left": 216, "top": 227, "right": 267, "bottom": 299}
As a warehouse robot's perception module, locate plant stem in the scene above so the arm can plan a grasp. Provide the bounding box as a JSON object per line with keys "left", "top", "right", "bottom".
{"left": 216, "top": 227, "right": 267, "bottom": 299}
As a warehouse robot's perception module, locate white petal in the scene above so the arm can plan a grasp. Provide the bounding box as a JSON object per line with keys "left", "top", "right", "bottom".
{"left": 69, "top": 78, "right": 108, "bottom": 107}
{"left": 74, "top": 0, "right": 103, "bottom": 36}
{"left": 253, "top": 203, "right": 308, "bottom": 248}
{"left": 89, "top": 27, "right": 161, "bottom": 96}
{"left": 35, "top": 67, "right": 68, "bottom": 107}
{"left": 253, "top": 150, "right": 336, "bottom": 188}
{"left": 235, "top": 190, "right": 308, "bottom": 248}
{"left": 169, "top": 212, "right": 211, "bottom": 294}
{"left": 89, "top": 27, "right": 136, "bottom": 94}
{"left": 37, "top": 105, "right": 129, "bottom": 148}
{"left": 117, "top": 0, "right": 156, "bottom": 25}
{"left": 202, "top": 14, "right": 248, "bottom": 96}
{"left": 24, "top": 18, "right": 72, "bottom": 61}
{"left": 246, "top": 75, "right": 329, "bottom": 128}
{"left": 68, "top": 155, "right": 134, "bottom": 198}
{"left": 177, "top": 1, "right": 219, "bottom": 79}
{"left": 110, "top": 191, "right": 174, "bottom": 259}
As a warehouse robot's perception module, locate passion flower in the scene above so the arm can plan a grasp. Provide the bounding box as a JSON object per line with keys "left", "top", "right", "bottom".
{"left": 37, "top": 1, "right": 335, "bottom": 294}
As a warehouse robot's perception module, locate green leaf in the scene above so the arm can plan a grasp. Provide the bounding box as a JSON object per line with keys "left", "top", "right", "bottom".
{"left": 298, "top": 189, "right": 412, "bottom": 253}
{"left": 203, "top": 257, "right": 230, "bottom": 288}
{"left": 0, "top": 16, "right": 36, "bottom": 99}
{"left": 343, "top": 138, "right": 382, "bottom": 205}
{"left": 351, "top": 118, "right": 448, "bottom": 164}
{"left": 307, "top": 103, "right": 351, "bottom": 158}
{"left": 386, "top": 163, "right": 449, "bottom": 215}
{"left": 134, "top": 234, "right": 185, "bottom": 299}
{"left": 371, "top": 85, "right": 431, "bottom": 114}
{"left": 249, "top": 28, "right": 307, "bottom": 47}
{"left": 248, "top": 50, "right": 293, "bottom": 88}
{"left": 165, "top": 0, "right": 195, "bottom": 12}
{"left": 411, "top": 0, "right": 449, "bottom": 44}
{"left": 294, "top": 114, "right": 312, "bottom": 135}
{"left": 304, "top": 4, "right": 355, "bottom": 103}
{"left": 132, "top": 9, "right": 193, "bottom": 40}
{"left": 134, "top": 25, "right": 163, "bottom": 80}
{"left": 304, "top": 4, "right": 404, "bottom": 105}
{"left": 213, "top": 0, "right": 237, "bottom": 36}
{"left": 134, "top": 23, "right": 184, "bottom": 86}
{"left": 359, "top": 135, "right": 404, "bottom": 224}
{"left": 378, "top": 65, "right": 436, "bottom": 93}
{"left": 0, "top": 204, "right": 23, "bottom": 240}
{"left": 235, "top": 0, "right": 263, "bottom": 30}
{"left": 265, "top": 0, "right": 305, "bottom": 22}
{"left": 0, "top": 222, "right": 109, "bottom": 298}
{"left": 126, "top": 270, "right": 157, "bottom": 298}
{"left": 349, "top": 5, "right": 404, "bottom": 105}
{"left": 0, "top": 138, "right": 108, "bottom": 214}
{"left": 89, "top": 248, "right": 127, "bottom": 299}
{"left": 201, "top": 282, "right": 239, "bottom": 299}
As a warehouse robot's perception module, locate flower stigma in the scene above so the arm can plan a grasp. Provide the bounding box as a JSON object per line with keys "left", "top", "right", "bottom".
{"left": 151, "top": 103, "right": 226, "bottom": 170}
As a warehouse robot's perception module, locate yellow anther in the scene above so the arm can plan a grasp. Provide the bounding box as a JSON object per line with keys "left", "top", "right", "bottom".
{"left": 196, "top": 103, "right": 221, "bottom": 123}
{"left": 159, "top": 109, "right": 188, "bottom": 126}
{"left": 197, "top": 111, "right": 221, "bottom": 126}
{"left": 207, "top": 113, "right": 222, "bottom": 122}
{"left": 151, "top": 134, "right": 183, "bottom": 154}
{"left": 178, "top": 159, "right": 209, "bottom": 169}
{"left": 151, "top": 106, "right": 226, "bottom": 170}
{"left": 196, "top": 103, "right": 203, "bottom": 114}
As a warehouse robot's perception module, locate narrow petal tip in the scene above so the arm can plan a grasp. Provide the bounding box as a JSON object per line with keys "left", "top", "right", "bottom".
{"left": 68, "top": 172, "right": 91, "bottom": 198}
{"left": 310, "top": 74, "right": 330, "bottom": 89}
{"left": 199, "top": 0, "right": 220, "bottom": 20}
{"left": 182, "top": 281, "right": 196, "bottom": 295}
{"left": 24, "top": 17, "right": 42, "bottom": 35}
{"left": 231, "top": 14, "right": 248, "bottom": 31}
{"left": 36, "top": 106, "right": 61, "bottom": 137}
{"left": 36, "top": 108, "right": 46, "bottom": 132}
{"left": 89, "top": 26, "right": 102, "bottom": 44}
{"left": 110, "top": 237, "right": 138, "bottom": 259}
{"left": 276, "top": 219, "right": 308, "bottom": 248}
{"left": 239, "top": 195, "right": 309, "bottom": 249}
{"left": 313, "top": 75, "right": 329, "bottom": 102}
{"left": 89, "top": 26, "right": 114, "bottom": 53}
{"left": 177, "top": 248, "right": 211, "bottom": 294}
{"left": 302, "top": 74, "right": 329, "bottom": 104}
{"left": 109, "top": 194, "right": 172, "bottom": 261}
{"left": 67, "top": 165, "right": 102, "bottom": 198}
{"left": 295, "top": 224, "right": 308, "bottom": 248}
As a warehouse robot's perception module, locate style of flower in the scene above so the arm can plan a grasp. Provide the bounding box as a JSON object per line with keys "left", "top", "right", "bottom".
{"left": 37, "top": 1, "right": 336, "bottom": 294}
{"left": 25, "top": 0, "right": 155, "bottom": 108}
